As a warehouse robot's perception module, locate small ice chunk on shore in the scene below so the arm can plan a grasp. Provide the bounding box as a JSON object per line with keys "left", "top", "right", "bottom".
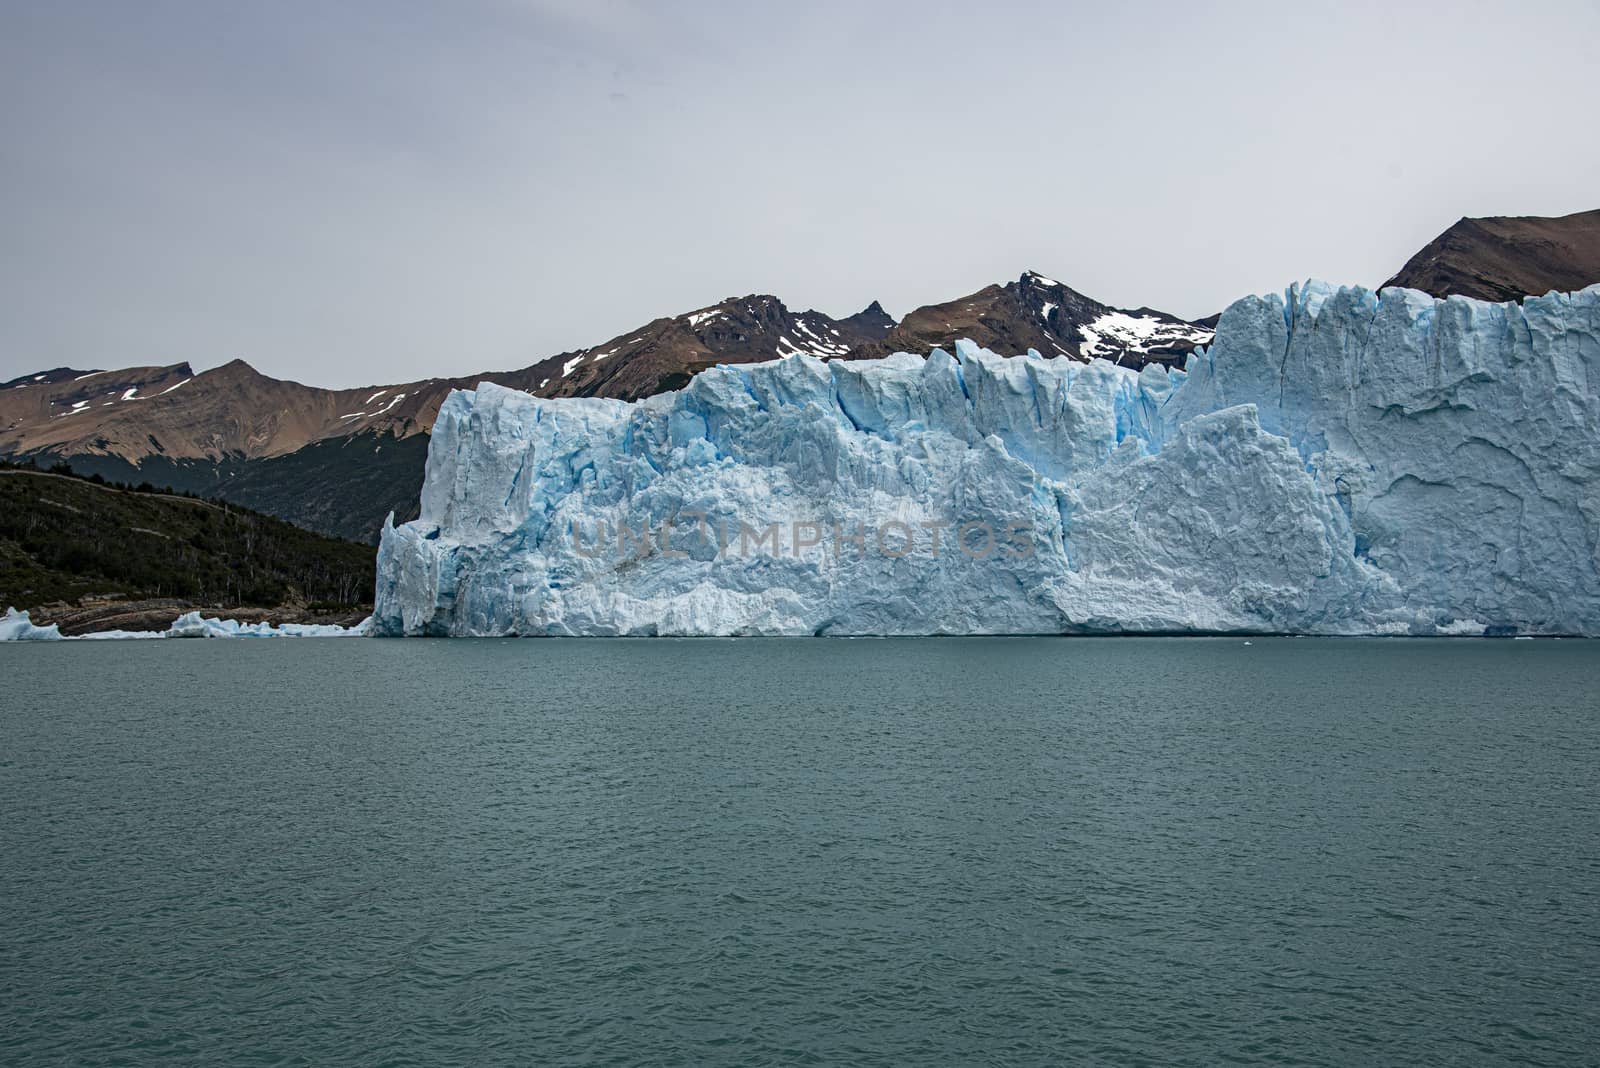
{"left": 0, "top": 607, "right": 372, "bottom": 641}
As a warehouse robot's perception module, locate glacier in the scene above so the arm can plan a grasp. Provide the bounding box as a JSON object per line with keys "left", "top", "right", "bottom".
{"left": 373, "top": 282, "right": 1600, "bottom": 637}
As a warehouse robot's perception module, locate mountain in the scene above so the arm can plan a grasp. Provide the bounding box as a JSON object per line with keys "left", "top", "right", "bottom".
{"left": 43, "top": 430, "right": 437, "bottom": 545}
{"left": 518, "top": 295, "right": 894, "bottom": 401}
{"left": 1383, "top": 209, "right": 1600, "bottom": 302}
{"left": 0, "top": 276, "right": 1204, "bottom": 542}
{"left": 375, "top": 282, "right": 1600, "bottom": 637}
{"left": 848, "top": 271, "right": 1213, "bottom": 368}
{"left": 0, "top": 362, "right": 493, "bottom": 542}
{"left": 0, "top": 295, "right": 893, "bottom": 540}
{"left": 0, "top": 463, "right": 373, "bottom": 632}
{"left": 0, "top": 359, "right": 508, "bottom": 469}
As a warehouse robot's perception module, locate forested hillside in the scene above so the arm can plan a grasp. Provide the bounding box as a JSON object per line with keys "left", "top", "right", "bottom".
{"left": 0, "top": 463, "right": 375, "bottom": 610}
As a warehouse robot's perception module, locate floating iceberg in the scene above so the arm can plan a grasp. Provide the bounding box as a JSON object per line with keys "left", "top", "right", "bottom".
{"left": 0, "top": 608, "right": 65, "bottom": 641}
{"left": 0, "top": 607, "right": 372, "bottom": 641}
{"left": 157, "top": 612, "right": 372, "bottom": 639}
{"left": 373, "top": 281, "right": 1600, "bottom": 636}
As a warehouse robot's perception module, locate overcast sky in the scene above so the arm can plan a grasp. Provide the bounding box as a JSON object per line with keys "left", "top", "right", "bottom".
{"left": 2, "top": 0, "right": 1597, "bottom": 387}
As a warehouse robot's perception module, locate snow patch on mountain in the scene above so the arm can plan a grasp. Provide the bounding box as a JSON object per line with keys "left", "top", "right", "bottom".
{"left": 1078, "top": 311, "right": 1214, "bottom": 363}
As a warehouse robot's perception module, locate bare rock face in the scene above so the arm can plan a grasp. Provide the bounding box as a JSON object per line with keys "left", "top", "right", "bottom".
{"left": 518, "top": 295, "right": 895, "bottom": 402}
{"left": 0, "top": 274, "right": 1200, "bottom": 540}
{"left": 0, "top": 357, "right": 517, "bottom": 467}
{"left": 848, "top": 271, "right": 1212, "bottom": 369}
{"left": 1384, "top": 209, "right": 1600, "bottom": 303}
{"left": 0, "top": 295, "right": 894, "bottom": 460}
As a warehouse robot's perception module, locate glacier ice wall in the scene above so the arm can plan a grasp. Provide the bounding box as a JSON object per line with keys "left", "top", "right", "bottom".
{"left": 373, "top": 282, "right": 1600, "bottom": 636}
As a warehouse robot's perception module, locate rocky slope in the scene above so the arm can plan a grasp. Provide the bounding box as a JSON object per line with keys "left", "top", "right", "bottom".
{"left": 0, "top": 277, "right": 1205, "bottom": 540}
{"left": 49, "top": 430, "right": 434, "bottom": 544}
{"left": 0, "top": 295, "right": 894, "bottom": 463}
{"left": 513, "top": 294, "right": 894, "bottom": 402}
{"left": 849, "top": 271, "right": 1213, "bottom": 368}
{"left": 0, "top": 359, "right": 527, "bottom": 471}
{"left": 1383, "top": 209, "right": 1600, "bottom": 302}
{"left": 0, "top": 295, "right": 897, "bottom": 539}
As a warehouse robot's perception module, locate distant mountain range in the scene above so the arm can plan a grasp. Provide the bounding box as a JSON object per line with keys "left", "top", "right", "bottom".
{"left": 4, "top": 209, "right": 1595, "bottom": 542}
{"left": 531, "top": 294, "right": 897, "bottom": 401}
{"left": 0, "top": 273, "right": 1214, "bottom": 540}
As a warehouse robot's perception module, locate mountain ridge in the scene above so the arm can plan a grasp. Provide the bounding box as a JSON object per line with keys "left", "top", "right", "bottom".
{"left": 1383, "top": 209, "right": 1600, "bottom": 302}
{"left": 6, "top": 272, "right": 1208, "bottom": 542}
{"left": 849, "top": 271, "right": 1213, "bottom": 368}
{"left": 12, "top": 211, "right": 1593, "bottom": 544}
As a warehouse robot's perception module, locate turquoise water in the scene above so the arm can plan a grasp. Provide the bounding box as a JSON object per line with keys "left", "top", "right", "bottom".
{"left": 3, "top": 638, "right": 1598, "bottom": 1066}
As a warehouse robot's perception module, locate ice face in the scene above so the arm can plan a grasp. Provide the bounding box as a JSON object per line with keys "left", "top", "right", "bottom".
{"left": 1168, "top": 282, "right": 1600, "bottom": 634}
{"left": 373, "top": 283, "right": 1600, "bottom": 636}
{"left": 0, "top": 607, "right": 65, "bottom": 641}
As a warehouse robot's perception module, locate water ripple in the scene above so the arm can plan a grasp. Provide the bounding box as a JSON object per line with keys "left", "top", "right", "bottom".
{"left": 2, "top": 637, "right": 1598, "bottom": 1065}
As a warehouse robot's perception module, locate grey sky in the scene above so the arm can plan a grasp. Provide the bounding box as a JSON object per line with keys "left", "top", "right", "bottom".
{"left": 2, "top": 0, "right": 1597, "bottom": 388}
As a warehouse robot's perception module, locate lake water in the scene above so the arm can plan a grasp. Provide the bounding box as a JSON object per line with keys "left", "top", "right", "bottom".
{"left": 3, "top": 638, "right": 1598, "bottom": 1066}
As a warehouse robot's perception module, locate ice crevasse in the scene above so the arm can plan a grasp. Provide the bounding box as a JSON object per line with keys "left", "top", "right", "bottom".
{"left": 373, "top": 282, "right": 1600, "bottom": 636}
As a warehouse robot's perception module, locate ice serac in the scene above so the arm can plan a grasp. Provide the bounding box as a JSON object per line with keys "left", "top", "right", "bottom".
{"left": 373, "top": 282, "right": 1600, "bottom": 636}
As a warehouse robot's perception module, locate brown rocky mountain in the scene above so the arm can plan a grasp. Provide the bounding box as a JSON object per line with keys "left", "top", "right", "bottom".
{"left": 0, "top": 360, "right": 481, "bottom": 541}
{"left": 849, "top": 271, "right": 1213, "bottom": 369}
{"left": 0, "top": 274, "right": 1217, "bottom": 541}
{"left": 1383, "top": 209, "right": 1600, "bottom": 302}
{"left": 2, "top": 359, "right": 445, "bottom": 465}
{"left": 0, "top": 294, "right": 895, "bottom": 468}
{"left": 521, "top": 295, "right": 894, "bottom": 402}
{"left": 0, "top": 268, "right": 1311, "bottom": 543}
{"left": 0, "top": 295, "right": 897, "bottom": 540}
{"left": 0, "top": 274, "right": 1215, "bottom": 543}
